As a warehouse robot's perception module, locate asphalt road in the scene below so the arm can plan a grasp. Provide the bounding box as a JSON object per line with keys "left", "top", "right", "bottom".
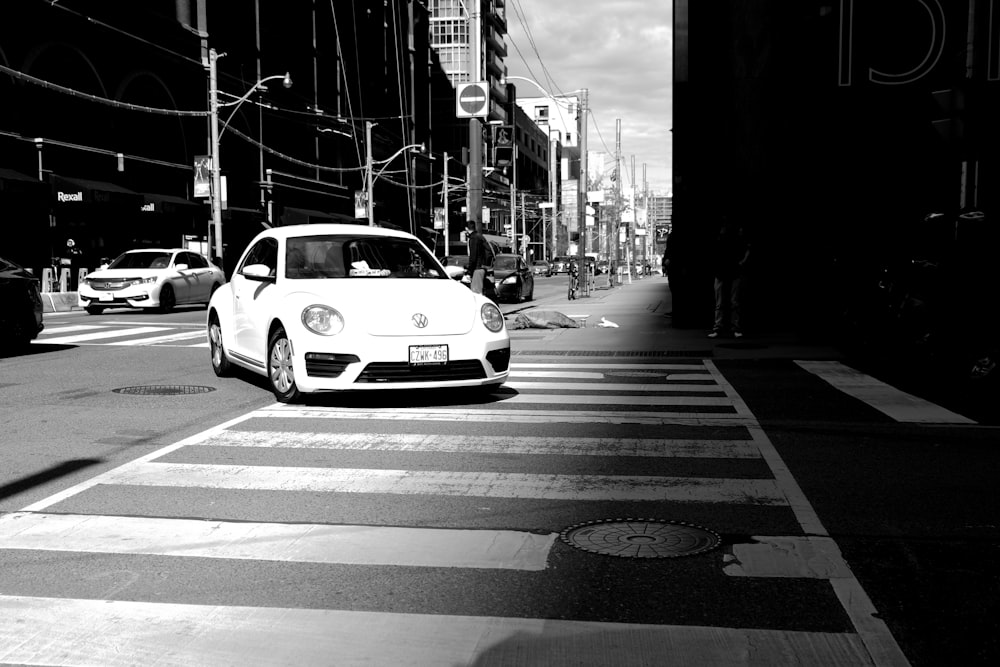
{"left": 1, "top": 282, "right": 996, "bottom": 666}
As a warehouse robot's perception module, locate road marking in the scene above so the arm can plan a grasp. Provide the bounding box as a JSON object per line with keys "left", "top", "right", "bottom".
{"left": 723, "top": 536, "right": 853, "bottom": 578}
{"left": 0, "top": 596, "right": 875, "bottom": 667}
{"left": 100, "top": 462, "right": 787, "bottom": 504}
{"left": 34, "top": 326, "right": 171, "bottom": 345}
{"left": 511, "top": 362, "right": 707, "bottom": 370}
{"left": 511, "top": 370, "right": 606, "bottom": 379}
{"left": 254, "top": 406, "right": 750, "bottom": 424}
{"left": 0, "top": 513, "right": 555, "bottom": 571}
{"left": 116, "top": 330, "right": 207, "bottom": 346}
{"left": 506, "top": 381, "right": 724, "bottom": 393}
{"left": 499, "top": 393, "right": 734, "bottom": 406}
{"left": 795, "top": 360, "right": 976, "bottom": 424}
{"left": 199, "top": 430, "right": 763, "bottom": 459}
{"left": 36, "top": 324, "right": 107, "bottom": 334}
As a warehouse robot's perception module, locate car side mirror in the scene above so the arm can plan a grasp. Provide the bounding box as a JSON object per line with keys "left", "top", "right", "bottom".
{"left": 241, "top": 263, "right": 276, "bottom": 282}
{"left": 174, "top": 263, "right": 189, "bottom": 271}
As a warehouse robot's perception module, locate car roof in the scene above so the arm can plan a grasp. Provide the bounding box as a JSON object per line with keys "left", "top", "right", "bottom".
{"left": 123, "top": 248, "right": 188, "bottom": 253}
{"left": 257, "top": 223, "right": 415, "bottom": 242}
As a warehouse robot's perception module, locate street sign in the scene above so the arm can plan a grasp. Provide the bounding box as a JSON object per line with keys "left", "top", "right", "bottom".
{"left": 456, "top": 82, "right": 489, "bottom": 118}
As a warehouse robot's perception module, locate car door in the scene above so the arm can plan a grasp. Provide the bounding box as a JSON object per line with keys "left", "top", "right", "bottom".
{"left": 232, "top": 238, "right": 279, "bottom": 363}
{"left": 184, "top": 252, "right": 213, "bottom": 302}
{"left": 164, "top": 251, "right": 194, "bottom": 304}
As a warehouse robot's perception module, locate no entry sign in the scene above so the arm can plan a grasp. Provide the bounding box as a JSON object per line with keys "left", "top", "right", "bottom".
{"left": 456, "top": 82, "right": 488, "bottom": 118}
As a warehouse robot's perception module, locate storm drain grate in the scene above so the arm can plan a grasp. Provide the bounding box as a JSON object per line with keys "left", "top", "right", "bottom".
{"left": 113, "top": 385, "right": 217, "bottom": 396}
{"left": 561, "top": 519, "right": 721, "bottom": 559}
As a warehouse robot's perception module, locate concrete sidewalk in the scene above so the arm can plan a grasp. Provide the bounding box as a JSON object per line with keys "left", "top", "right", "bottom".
{"left": 504, "top": 276, "right": 844, "bottom": 361}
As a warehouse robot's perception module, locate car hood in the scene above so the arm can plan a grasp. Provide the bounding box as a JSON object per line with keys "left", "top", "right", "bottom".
{"left": 492, "top": 268, "right": 518, "bottom": 280}
{"left": 290, "top": 278, "right": 481, "bottom": 336}
{"left": 86, "top": 268, "right": 169, "bottom": 280}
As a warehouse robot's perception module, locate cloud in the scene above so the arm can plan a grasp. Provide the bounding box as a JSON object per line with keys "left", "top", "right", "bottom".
{"left": 504, "top": 0, "right": 673, "bottom": 193}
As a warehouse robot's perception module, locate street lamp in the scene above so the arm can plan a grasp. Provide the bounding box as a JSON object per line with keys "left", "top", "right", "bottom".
{"left": 364, "top": 121, "right": 425, "bottom": 226}
{"left": 501, "top": 75, "right": 589, "bottom": 258}
{"left": 208, "top": 48, "right": 291, "bottom": 263}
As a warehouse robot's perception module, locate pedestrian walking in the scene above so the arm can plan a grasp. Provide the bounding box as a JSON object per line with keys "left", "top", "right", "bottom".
{"left": 465, "top": 220, "right": 488, "bottom": 295}
{"left": 708, "top": 218, "right": 750, "bottom": 338}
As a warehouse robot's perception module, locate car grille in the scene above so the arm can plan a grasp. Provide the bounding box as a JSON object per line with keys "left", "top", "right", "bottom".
{"left": 87, "top": 278, "right": 134, "bottom": 291}
{"left": 355, "top": 360, "right": 486, "bottom": 383}
{"left": 305, "top": 353, "right": 361, "bottom": 378}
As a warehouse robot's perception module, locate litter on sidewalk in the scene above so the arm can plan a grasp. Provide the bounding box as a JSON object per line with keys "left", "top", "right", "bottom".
{"left": 508, "top": 310, "right": 586, "bottom": 329}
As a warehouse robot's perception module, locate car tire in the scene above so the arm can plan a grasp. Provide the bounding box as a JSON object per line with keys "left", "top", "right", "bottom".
{"left": 268, "top": 325, "right": 301, "bottom": 403}
{"left": 85, "top": 305, "right": 104, "bottom": 315}
{"left": 159, "top": 284, "right": 176, "bottom": 313}
{"left": 208, "top": 313, "right": 232, "bottom": 377}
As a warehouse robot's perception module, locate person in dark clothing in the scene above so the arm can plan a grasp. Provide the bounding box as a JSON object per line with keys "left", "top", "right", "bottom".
{"left": 708, "top": 219, "right": 750, "bottom": 338}
{"left": 465, "top": 220, "right": 488, "bottom": 294}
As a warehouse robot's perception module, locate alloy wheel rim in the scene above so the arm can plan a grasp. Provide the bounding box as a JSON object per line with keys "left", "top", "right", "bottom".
{"left": 270, "top": 338, "right": 294, "bottom": 392}
{"left": 210, "top": 324, "right": 222, "bottom": 367}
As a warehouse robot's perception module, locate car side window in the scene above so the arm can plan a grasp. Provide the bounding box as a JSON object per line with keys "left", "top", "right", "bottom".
{"left": 239, "top": 238, "right": 279, "bottom": 277}
{"left": 187, "top": 253, "right": 208, "bottom": 269}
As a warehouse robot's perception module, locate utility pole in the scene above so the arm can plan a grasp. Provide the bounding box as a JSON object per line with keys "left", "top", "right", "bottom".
{"left": 208, "top": 48, "right": 224, "bottom": 262}
{"left": 467, "top": 5, "right": 483, "bottom": 233}
{"left": 510, "top": 145, "right": 519, "bottom": 258}
{"left": 549, "top": 136, "right": 558, "bottom": 259}
{"left": 365, "top": 121, "right": 375, "bottom": 225}
{"left": 578, "top": 89, "right": 589, "bottom": 259}
{"left": 443, "top": 151, "right": 450, "bottom": 255}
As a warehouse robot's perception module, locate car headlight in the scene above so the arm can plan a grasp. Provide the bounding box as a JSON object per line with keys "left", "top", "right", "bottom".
{"left": 131, "top": 277, "right": 156, "bottom": 286}
{"left": 302, "top": 305, "right": 345, "bottom": 335}
{"left": 480, "top": 302, "right": 504, "bottom": 332}
{"left": 501, "top": 275, "right": 517, "bottom": 285}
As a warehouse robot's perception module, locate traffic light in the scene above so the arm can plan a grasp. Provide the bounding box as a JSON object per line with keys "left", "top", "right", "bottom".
{"left": 492, "top": 125, "right": 514, "bottom": 168}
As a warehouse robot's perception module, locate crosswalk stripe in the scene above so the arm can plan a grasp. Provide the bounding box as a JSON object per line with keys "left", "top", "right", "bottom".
{"left": 0, "top": 595, "right": 875, "bottom": 667}
{"left": 506, "top": 381, "right": 724, "bottom": 392}
{"left": 198, "top": 430, "right": 763, "bottom": 458}
{"left": 500, "top": 393, "right": 733, "bottom": 406}
{"left": 254, "top": 406, "right": 750, "bottom": 423}
{"left": 511, "top": 362, "right": 707, "bottom": 370}
{"left": 116, "top": 330, "right": 207, "bottom": 346}
{"left": 102, "top": 462, "right": 787, "bottom": 504}
{"left": 795, "top": 360, "right": 976, "bottom": 424}
{"left": 511, "top": 370, "right": 606, "bottom": 378}
{"left": 0, "top": 512, "right": 555, "bottom": 570}
{"left": 35, "top": 326, "right": 171, "bottom": 345}
{"left": 37, "top": 324, "right": 107, "bottom": 335}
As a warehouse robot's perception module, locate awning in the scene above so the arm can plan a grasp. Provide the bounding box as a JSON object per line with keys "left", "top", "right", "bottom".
{"left": 50, "top": 174, "right": 142, "bottom": 206}
{"left": 0, "top": 167, "right": 46, "bottom": 195}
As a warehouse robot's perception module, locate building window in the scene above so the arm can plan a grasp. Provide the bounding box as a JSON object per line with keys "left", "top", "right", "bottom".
{"left": 534, "top": 106, "right": 549, "bottom": 122}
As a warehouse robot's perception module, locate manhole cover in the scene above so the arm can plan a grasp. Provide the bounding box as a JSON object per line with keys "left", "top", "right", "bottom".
{"left": 113, "top": 385, "right": 217, "bottom": 396}
{"left": 561, "top": 519, "right": 720, "bottom": 558}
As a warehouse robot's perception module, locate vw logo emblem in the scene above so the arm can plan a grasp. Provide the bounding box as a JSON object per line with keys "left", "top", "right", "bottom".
{"left": 412, "top": 313, "right": 428, "bottom": 328}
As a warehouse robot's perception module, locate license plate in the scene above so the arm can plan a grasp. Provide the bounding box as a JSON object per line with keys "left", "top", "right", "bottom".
{"left": 99, "top": 293, "right": 114, "bottom": 302}
{"left": 409, "top": 344, "right": 448, "bottom": 365}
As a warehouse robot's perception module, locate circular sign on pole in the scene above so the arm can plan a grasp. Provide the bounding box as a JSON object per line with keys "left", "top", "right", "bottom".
{"left": 456, "top": 82, "right": 489, "bottom": 118}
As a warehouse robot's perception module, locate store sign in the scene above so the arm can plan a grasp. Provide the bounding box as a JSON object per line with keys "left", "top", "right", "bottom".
{"left": 141, "top": 202, "right": 156, "bottom": 212}
{"left": 57, "top": 191, "right": 83, "bottom": 202}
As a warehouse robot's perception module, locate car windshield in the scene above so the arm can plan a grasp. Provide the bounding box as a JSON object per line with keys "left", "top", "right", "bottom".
{"left": 284, "top": 235, "right": 446, "bottom": 280}
{"left": 108, "top": 252, "right": 173, "bottom": 269}
{"left": 493, "top": 256, "right": 517, "bottom": 271}
{"left": 533, "top": 261, "right": 546, "bottom": 266}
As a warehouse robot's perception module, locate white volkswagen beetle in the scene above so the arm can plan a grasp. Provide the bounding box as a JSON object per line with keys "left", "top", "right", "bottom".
{"left": 207, "top": 224, "right": 510, "bottom": 403}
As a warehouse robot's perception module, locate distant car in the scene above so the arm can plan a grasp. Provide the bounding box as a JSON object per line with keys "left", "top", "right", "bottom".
{"left": 79, "top": 249, "right": 225, "bottom": 315}
{"left": 551, "top": 256, "right": 572, "bottom": 274}
{"left": 492, "top": 253, "right": 534, "bottom": 302}
{"left": 0, "top": 255, "right": 44, "bottom": 347}
{"left": 207, "top": 224, "right": 510, "bottom": 403}
{"left": 596, "top": 259, "right": 610, "bottom": 275}
{"left": 531, "top": 260, "right": 552, "bottom": 277}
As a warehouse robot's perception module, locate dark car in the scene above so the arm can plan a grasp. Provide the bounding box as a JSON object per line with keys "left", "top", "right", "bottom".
{"left": 492, "top": 253, "right": 534, "bottom": 302}
{"left": 596, "top": 259, "right": 610, "bottom": 275}
{"left": 0, "top": 255, "right": 44, "bottom": 347}
{"left": 531, "top": 260, "right": 552, "bottom": 277}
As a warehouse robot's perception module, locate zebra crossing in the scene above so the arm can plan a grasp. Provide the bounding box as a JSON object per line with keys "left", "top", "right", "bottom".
{"left": 33, "top": 320, "right": 209, "bottom": 347}
{"left": 0, "top": 361, "right": 908, "bottom": 666}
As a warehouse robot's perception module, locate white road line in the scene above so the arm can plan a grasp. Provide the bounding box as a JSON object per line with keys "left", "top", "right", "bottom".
{"left": 506, "top": 381, "right": 724, "bottom": 393}
{"left": 511, "top": 370, "right": 606, "bottom": 379}
{"left": 705, "top": 360, "right": 910, "bottom": 667}
{"left": 35, "top": 326, "right": 171, "bottom": 345}
{"left": 254, "top": 406, "right": 750, "bottom": 424}
{"left": 500, "top": 393, "right": 733, "bottom": 406}
{"left": 795, "top": 360, "right": 975, "bottom": 424}
{"left": 101, "top": 462, "right": 787, "bottom": 504}
{"left": 116, "top": 330, "right": 208, "bottom": 346}
{"left": 0, "top": 513, "right": 555, "bottom": 571}
{"left": 723, "top": 536, "right": 853, "bottom": 578}
{"left": 199, "top": 430, "right": 763, "bottom": 459}
{"left": 0, "top": 596, "right": 875, "bottom": 667}
{"left": 37, "top": 324, "right": 107, "bottom": 335}
{"left": 511, "top": 362, "right": 707, "bottom": 370}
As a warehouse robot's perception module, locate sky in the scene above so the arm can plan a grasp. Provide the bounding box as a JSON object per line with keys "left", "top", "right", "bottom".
{"left": 503, "top": 0, "right": 673, "bottom": 196}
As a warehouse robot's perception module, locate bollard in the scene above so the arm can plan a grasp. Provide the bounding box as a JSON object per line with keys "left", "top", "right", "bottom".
{"left": 78, "top": 268, "right": 89, "bottom": 288}
{"left": 58, "top": 268, "right": 70, "bottom": 292}
{"left": 41, "top": 267, "right": 55, "bottom": 293}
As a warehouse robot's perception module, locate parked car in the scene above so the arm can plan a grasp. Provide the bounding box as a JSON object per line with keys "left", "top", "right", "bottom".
{"left": 0, "top": 255, "right": 44, "bottom": 347}
{"left": 551, "top": 256, "right": 572, "bottom": 274}
{"left": 596, "top": 259, "right": 610, "bottom": 275}
{"left": 491, "top": 253, "right": 534, "bottom": 303}
{"left": 207, "top": 224, "right": 510, "bottom": 403}
{"left": 78, "top": 248, "right": 225, "bottom": 315}
{"left": 531, "top": 260, "right": 552, "bottom": 277}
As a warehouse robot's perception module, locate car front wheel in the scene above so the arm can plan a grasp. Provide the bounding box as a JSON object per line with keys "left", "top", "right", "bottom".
{"left": 158, "top": 284, "right": 176, "bottom": 313}
{"left": 208, "top": 314, "right": 232, "bottom": 377}
{"left": 268, "top": 326, "right": 301, "bottom": 403}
